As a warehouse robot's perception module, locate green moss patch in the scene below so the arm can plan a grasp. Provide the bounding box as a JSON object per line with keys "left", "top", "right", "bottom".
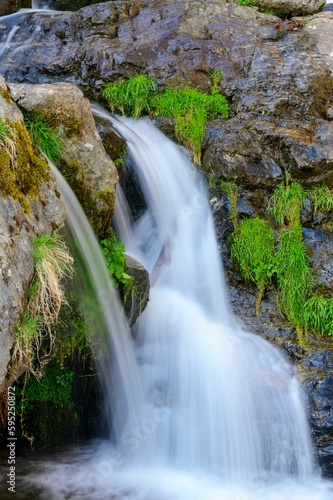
{"left": 0, "top": 119, "right": 50, "bottom": 213}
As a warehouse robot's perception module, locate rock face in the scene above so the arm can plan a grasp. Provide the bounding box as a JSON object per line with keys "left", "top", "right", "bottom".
{"left": 0, "top": 76, "right": 66, "bottom": 416}
{"left": 9, "top": 82, "right": 118, "bottom": 236}
{"left": 1, "top": 0, "right": 333, "bottom": 476}
{"left": 1, "top": 1, "right": 333, "bottom": 195}
{"left": 252, "top": 0, "right": 325, "bottom": 17}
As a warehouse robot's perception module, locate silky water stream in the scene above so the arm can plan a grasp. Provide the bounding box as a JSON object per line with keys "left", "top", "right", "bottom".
{"left": 1, "top": 110, "right": 332, "bottom": 499}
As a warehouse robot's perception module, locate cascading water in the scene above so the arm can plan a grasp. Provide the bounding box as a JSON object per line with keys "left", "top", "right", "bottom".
{"left": 104, "top": 111, "right": 315, "bottom": 476}
{"left": 50, "top": 164, "right": 146, "bottom": 442}
{"left": 90, "top": 105, "right": 332, "bottom": 498}
{"left": 1, "top": 117, "right": 332, "bottom": 500}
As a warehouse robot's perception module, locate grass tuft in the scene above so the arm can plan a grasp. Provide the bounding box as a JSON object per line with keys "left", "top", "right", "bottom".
{"left": 307, "top": 185, "right": 333, "bottom": 216}
{"left": 231, "top": 217, "right": 275, "bottom": 315}
{"left": 103, "top": 74, "right": 230, "bottom": 165}
{"left": 103, "top": 74, "right": 156, "bottom": 118}
{"left": 28, "top": 234, "right": 74, "bottom": 333}
{"left": 269, "top": 181, "right": 306, "bottom": 227}
{"left": 25, "top": 115, "right": 63, "bottom": 165}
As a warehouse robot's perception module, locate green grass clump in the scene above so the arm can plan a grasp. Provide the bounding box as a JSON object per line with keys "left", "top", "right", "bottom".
{"left": 269, "top": 181, "right": 306, "bottom": 227}
{"left": 100, "top": 234, "right": 134, "bottom": 294}
{"left": 275, "top": 227, "right": 314, "bottom": 332}
{"left": 303, "top": 295, "right": 333, "bottom": 336}
{"left": 103, "top": 74, "right": 156, "bottom": 118}
{"left": 230, "top": 180, "right": 333, "bottom": 340}
{"left": 307, "top": 185, "right": 333, "bottom": 216}
{"left": 103, "top": 73, "right": 229, "bottom": 165}
{"left": 25, "top": 115, "right": 63, "bottom": 164}
{"left": 231, "top": 218, "right": 275, "bottom": 315}
{"left": 152, "top": 87, "right": 229, "bottom": 164}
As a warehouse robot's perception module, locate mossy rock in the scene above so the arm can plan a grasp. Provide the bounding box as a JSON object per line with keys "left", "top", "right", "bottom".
{"left": 0, "top": 120, "right": 50, "bottom": 214}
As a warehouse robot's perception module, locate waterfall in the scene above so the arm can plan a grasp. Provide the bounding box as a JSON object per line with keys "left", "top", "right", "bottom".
{"left": 92, "top": 106, "right": 318, "bottom": 482}
{"left": 50, "top": 164, "right": 146, "bottom": 442}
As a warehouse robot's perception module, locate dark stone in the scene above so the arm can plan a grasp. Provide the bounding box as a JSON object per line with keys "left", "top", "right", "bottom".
{"left": 303, "top": 228, "right": 333, "bottom": 293}
{"left": 121, "top": 254, "right": 150, "bottom": 327}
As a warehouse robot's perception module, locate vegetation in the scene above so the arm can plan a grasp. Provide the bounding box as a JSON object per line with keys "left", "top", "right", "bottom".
{"left": 152, "top": 86, "right": 229, "bottom": 164}
{"left": 230, "top": 179, "right": 333, "bottom": 340}
{"left": 25, "top": 115, "right": 63, "bottom": 164}
{"left": 307, "top": 184, "right": 333, "bottom": 217}
{"left": 269, "top": 180, "right": 306, "bottom": 227}
{"left": 0, "top": 119, "right": 50, "bottom": 214}
{"left": 102, "top": 74, "right": 156, "bottom": 118}
{"left": 13, "top": 234, "right": 74, "bottom": 374}
{"left": 103, "top": 73, "right": 230, "bottom": 165}
{"left": 237, "top": 0, "right": 256, "bottom": 6}
{"left": 303, "top": 295, "right": 333, "bottom": 336}
{"left": 18, "top": 362, "right": 78, "bottom": 448}
{"left": 100, "top": 234, "right": 135, "bottom": 295}
{"left": 275, "top": 227, "right": 314, "bottom": 337}
{"left": 231, "top": 218, "right": 275, "bottom": 315}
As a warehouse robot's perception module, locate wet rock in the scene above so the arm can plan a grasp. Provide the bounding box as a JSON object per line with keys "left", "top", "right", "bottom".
{"left": 302, "top": 370, "right": 333, "bottom": 476}
{"left": 2, "top": 1, "right": 331, "bottom": 205}
{"left": 121, "top": 254, "right": 150, "bottom": 327}
{"left": 9, "top": 82, "right": 118, "bottom": 236}
{"left": 303, "top": 228, "right": 333, "bottom": 293}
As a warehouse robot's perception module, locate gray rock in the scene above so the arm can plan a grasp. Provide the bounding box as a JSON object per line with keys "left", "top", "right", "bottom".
{"left": 9, "top": 82, "right": 119, "bottom": 236}
{"left": 122, "top": 254, "right": 150, "bottom": 327}
{"left": 303, "top": 228, "right": 333, "bottom": 292}
{"left": 253, "top": 0, "right": 325, "bottom": 17}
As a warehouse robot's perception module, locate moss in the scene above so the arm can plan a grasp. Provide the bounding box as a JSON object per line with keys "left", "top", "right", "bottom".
{"left": 0, "top": 120, "right": 50, "bottom": 213}
{"left": 0, "top": 82, "right": 14, "bottom": 104}
{"left": 58, "top": 159, "right": 114, "bottom": 237}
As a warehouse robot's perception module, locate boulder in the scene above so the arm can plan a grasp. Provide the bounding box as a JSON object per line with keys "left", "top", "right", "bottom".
{"left": 244, "top": 0, "right": 326, "bottom": 17}
{"left": 122, "top": 254, "right": 150, "bottom": 327}
{"left": 9, "top": 82, "right": 118, "bottom": 236}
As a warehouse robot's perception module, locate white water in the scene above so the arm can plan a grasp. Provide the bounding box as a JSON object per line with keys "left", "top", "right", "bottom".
{"left": 1, "top": 107, "right": 332, "bottom": 500}
{"left": 88, "top": 107, "right": 332, "bottom": 497}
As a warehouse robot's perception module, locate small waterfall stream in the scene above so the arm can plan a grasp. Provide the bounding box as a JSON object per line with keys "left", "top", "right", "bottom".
{"left": 0, "top": 4, "right": 332, "bottom": 496}
{"left": 100, "top": 111, "right": 315, "bottom": 477}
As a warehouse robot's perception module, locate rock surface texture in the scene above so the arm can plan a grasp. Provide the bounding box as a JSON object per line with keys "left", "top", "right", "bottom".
{"left": 250, "top": 0, "right": 326, "bottom": 17}
{"left": 1, "top": 0, "right": 333, "bottom": 475}
{"left": 0, "top": 76, "right": 66, "bottom": 411}
{"left": 9, "top": 82, "right": 119, "bottom": 236}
